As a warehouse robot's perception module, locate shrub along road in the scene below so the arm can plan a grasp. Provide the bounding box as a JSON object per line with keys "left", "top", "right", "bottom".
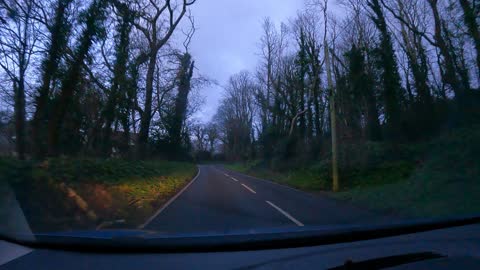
{"left": 0, "top": 158, "right": 197, "bottom": 232}
{"left": 145, "top": 165, "right": 394, "bottom": 234}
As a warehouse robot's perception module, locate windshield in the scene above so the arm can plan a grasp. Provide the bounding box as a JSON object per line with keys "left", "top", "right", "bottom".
{"left": 1, "top": 0, "right": 480, "bottom": 243}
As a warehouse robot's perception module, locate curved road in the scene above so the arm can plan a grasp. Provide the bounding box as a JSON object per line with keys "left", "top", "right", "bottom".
{"left": 145, "top": 165, "right": 389, "bottom": 234}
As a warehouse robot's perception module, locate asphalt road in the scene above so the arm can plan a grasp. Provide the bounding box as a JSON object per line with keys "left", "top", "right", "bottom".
{"left": 145, "top": 165, "right": 390, "bottom": 234}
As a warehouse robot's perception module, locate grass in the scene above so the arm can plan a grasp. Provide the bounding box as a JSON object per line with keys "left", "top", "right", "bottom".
{"left": 334, "top": 126, "right": 480, "bottom": 218}
{"left": 226, "top": 126, "right": 480, "bottom": 218}
{"left": 0, "top": 158, "right": 196, "bottom": 232}
{"left": 226, "top": 159, "right": 415, "bottom": 192}
{"left": 226, "top": 161, "right": 331, "bottom": 191}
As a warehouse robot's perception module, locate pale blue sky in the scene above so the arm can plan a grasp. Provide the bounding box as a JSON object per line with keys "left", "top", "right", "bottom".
{"left": 188, "top": 0, "right": 304, "bottom": 122}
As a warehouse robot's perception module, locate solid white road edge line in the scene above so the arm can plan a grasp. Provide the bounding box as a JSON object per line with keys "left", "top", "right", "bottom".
{"left": 241, "top": 183, "right": 256, "bottom": 194}
{"left": 138, "top": 166, "right": 201, "bottom": 229}
{"left": 266, "top": 200, "right": 304, "bottom": 227}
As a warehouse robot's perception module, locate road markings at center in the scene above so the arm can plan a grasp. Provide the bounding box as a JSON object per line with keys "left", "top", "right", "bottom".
{"left": 266, "top": 201, "right": 304, "bottom": 227}
{"left": 223, "top": 173, "right": 239, "bottom": 182}
{"left": 241, "top": 183, "right": 256, "bottom": 194}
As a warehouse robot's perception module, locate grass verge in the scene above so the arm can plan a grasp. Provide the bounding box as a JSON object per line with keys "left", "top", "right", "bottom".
{"left": 0, "top": 158, "right": 196, "bottom": 232}
{"left": 226, "top": 126, "right": 480, "bottom": 218}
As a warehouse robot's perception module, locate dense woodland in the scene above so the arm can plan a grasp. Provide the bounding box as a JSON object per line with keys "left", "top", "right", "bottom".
{"left": 1, "top": 0, "right": 480, "bottom": 189}
{"left": 209, "top": 0, "right": 480, "bottom": 190}
{"left": 0, "top": 0, "right": 204, "bottom": 160}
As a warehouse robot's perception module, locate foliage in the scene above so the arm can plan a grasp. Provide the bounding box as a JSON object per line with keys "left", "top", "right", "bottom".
{"left": 0, "top": 158, "right": 196, "bottom": 231}
{"left": 334, "top": 125, "right": 480, "bottom": 217}
{"left": 0, "top": 0, "right": 199, "bottom": 160}
{"left": 228, "top": 125, "right": 480, "bottom": 217}
{"left": 213, "top": 0, "right": 480, "bottom": 195}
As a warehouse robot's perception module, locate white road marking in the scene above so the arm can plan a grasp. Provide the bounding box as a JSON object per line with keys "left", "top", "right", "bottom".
{"left": 266, "top": 201, "right": 304, "bottom": 227}
{"left": 241, "top": 183, "right": 256, "bottom": 194}
{"left": 225, "top": 168, "right": 306, "bottom": 194}
{"left": 223, "top": 172, "right": 239, "bottom": 182}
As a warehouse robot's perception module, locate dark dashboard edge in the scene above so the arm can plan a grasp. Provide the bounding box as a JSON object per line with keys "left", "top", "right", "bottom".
{"left": 1, "top": 215, "right": 480, "bottom": 254}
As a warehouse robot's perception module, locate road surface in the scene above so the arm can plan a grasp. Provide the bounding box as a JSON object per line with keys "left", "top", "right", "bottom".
{"left": 145, "top": 165, "right": 390, "bottom": 234}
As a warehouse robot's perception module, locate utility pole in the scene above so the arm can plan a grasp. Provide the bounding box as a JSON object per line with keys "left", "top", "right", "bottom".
{"left": 325, "top": 44, "right": 339, "bottom": 192}
{"left": 322, "top": 0, "right": 339, "bottom": 192}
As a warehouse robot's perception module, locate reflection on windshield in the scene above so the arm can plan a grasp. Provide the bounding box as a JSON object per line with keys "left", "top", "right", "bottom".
{"left": 0, "top": 0, "right": 479, "bottom": 238}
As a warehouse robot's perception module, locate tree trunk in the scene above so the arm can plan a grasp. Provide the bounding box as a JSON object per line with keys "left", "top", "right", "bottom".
{"left": 171, "top": 53, "right": 194, "bottom": 152}
{"left": 32, "top": 0, "right": 72, "bottom": 158}
{"left": 47, "top": 0, "right": 105, "bottom": 156}
{"left": 427, "top": 0, "right": 464, "bottom": 98}
{"left": 369, "top": 0, "right": 403, "bottom": 140}
{"left": 14, "top": 80, "right": 26, "bottom": 160}
{"left": 138, "top": 52, "right": 158, "bottom": 158}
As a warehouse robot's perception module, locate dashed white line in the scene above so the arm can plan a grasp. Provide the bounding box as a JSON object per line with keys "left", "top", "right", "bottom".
{"left": 266, "top": 201, "right": 304, "bottom": 227}
{"left": 223, "top": 173, "right": 239, "bottom": 182}
{"left": 241, "top": 183, "right": 256, "bottom": 194}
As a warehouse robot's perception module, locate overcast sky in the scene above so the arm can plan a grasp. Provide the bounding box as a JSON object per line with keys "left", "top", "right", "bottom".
{"left": 187, "top": 0, "right": 304, "bottom": 122}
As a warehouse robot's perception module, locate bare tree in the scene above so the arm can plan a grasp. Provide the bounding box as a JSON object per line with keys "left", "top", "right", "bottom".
{"left": 256, "top": 17, "right": 277, "bottom": 137}
{"left": 381, "top": 0, "right": 466, "bottom": 98}
{"left": 215, "top": 71, "right": 257, "bottom": 161}
{"left": 0, "top": 0, "right": 40, "bottom": 159}
{"left": 132, "top": 0, "right": 196, "bottom": 157}
{"left": 191, "top": 122, "right": 207, "bottom": 152}
{"left": 458, "top": 0, "right": 480, "bottom": 78}
{"left": 205, "top": 123, "right": 218, "bottom": 153}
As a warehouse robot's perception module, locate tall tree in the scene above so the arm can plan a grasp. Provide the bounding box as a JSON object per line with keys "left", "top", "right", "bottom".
{"left": 102, "top": 1, "right": 135, "bottom": 156}
{"left": 215, "top": 72, "right": 256, "bottom": 161}
{"left": 368, "top": 0, "right": 403, "bottom": 140}
{"left": 168, "top": 52, "right": 195, "bottom": 158}
{"left": 206, "top": 123, "right": 218, "bottom": 153}
{"left": 301, "top": 14, "right": 324, "bottom": 140}
{"left": 458, "top": 0, "right": 480, "bottom": 78}
{"left": 394, "top": 0, "right": 434, "bottom": 132}
{"left": 133, "top": 0, "right": 196, "bottom": 158}
{"left": 32, "top": 0, "right": 73, "bottom": 158}
{"left": 294, "top": 29, "right": 308, "bottom": 140}
{"left": 427, "top": 0, "right": 465, "bottom": 99}
{"left": 346, "top": 45, "right": 382, "bottom": 141}
{"left": 0, "top": 0, "right": 39, "bottom": 159}
{"left": 47, "top": 0, "right": 108, "bottom": 156}
{"left": 256, "top": 18, "right": 277, "bottom": 158}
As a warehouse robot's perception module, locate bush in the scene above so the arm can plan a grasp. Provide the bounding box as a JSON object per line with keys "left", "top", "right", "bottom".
{"left": 0, "top": 158, "right": 197, "bottom": 232}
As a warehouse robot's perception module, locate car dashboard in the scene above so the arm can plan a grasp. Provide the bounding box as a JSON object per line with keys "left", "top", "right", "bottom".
{"left": 1, "top": 223, "right": 480, "bottom": 269}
